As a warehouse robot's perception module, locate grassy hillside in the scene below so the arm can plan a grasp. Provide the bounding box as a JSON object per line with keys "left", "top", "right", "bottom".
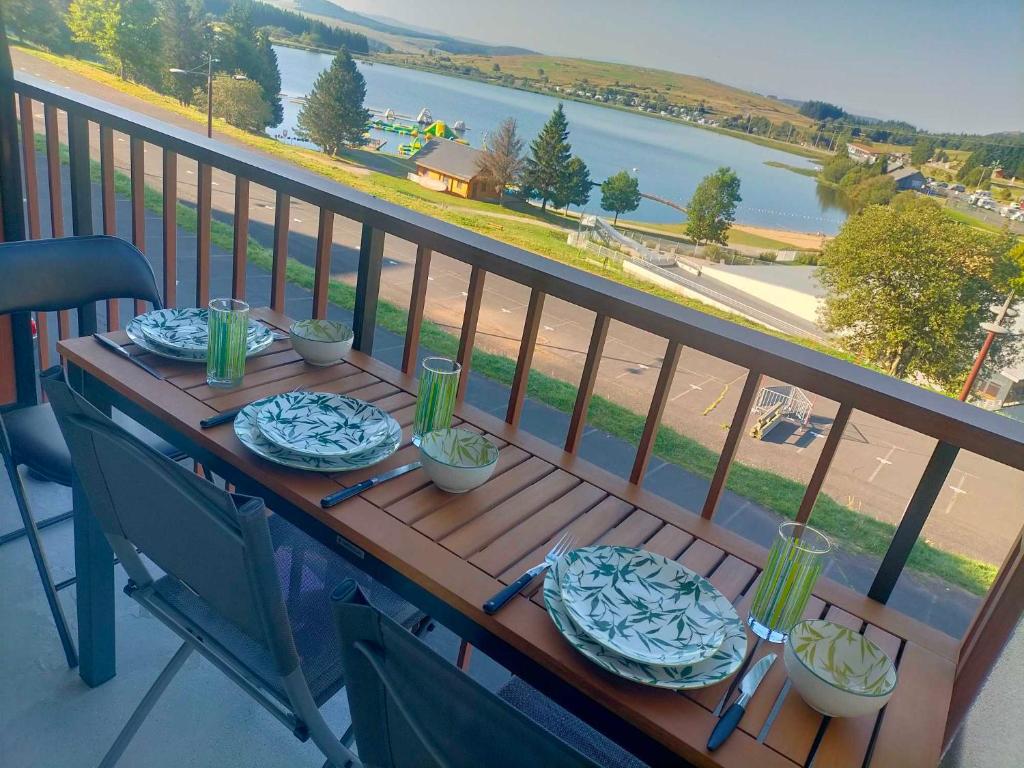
{"left": 376, "top": 52, "right": 816, "bottom": 129}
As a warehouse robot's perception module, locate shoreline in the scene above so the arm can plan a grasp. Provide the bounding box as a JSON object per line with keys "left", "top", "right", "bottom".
{"left": 356, "top": 51, "right": 832, "bottom": 162}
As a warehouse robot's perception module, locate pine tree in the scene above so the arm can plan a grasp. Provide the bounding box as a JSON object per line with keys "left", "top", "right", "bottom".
{"left": 216, "top": 2, "right": 283, "bottom": 127}
{"left": 554, "top": 156, "right": 592, "bottom": 213}
{"left": 476, "top": 117, "right": 525, "bottom": 204}
{"left": 254, "top": 30, "right": 283, "bottom": 128}
{"left": 296, "top": 48, "right": 369, "bottom": 156}
{"left": 524, "top": 104, "right": 572, "bottom": 211}
{"left": 159, "top": 0, "right": 206, "bottom": 105}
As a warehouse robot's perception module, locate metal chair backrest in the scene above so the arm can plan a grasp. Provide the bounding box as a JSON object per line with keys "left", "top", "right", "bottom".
{"left": 0, "top": 236, "right": 162, "bottom": 315}
{"left": 44, "top": 376, "right": 302, "bottom": 679}
{"left": 331, "top": 581, "right": 599, "bottom": 768}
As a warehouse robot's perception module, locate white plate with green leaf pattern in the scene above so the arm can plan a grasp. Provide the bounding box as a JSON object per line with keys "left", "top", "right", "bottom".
{"left": 126, "top": 313, "right": 273, "bottom": 362}
{"left": 137, "top": 308, "right": 261, "bottom": 355}
{"left": 559, "top": 546, "right": 733, "bottom": 667}
{"left": 254, "top": 391, "right": 391, "bottom": 459}
{"left": 234, "top": 395, "right": 401, "bottom": 472}
{"left": 544, "top": 550, "right": 747, "bottom": 690}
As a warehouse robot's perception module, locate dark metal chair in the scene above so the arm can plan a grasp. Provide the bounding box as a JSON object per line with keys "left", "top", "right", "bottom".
{"left": 331, "top": 582, "right": 646, "bottom": 768}
{"left": 44, "top": 374, "right": 428, "bottom": 767}
{"left": 0, "top": 235, "right": 184, "bottom": 667}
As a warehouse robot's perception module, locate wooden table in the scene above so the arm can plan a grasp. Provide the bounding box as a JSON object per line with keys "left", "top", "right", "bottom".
{"left": 59, "top": 308, "right": 957, "bottom": 768}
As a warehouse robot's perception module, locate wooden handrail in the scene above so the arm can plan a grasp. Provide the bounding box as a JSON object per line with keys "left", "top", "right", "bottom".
{"left": 8, "top": 73, "right": 1022, "bottom": 470}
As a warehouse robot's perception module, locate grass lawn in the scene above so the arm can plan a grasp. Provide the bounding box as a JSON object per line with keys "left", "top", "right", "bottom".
{"left": 39, "top": 127, "right": 997, "bottom": 598}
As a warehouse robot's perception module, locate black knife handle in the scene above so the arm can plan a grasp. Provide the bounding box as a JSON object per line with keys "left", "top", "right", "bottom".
{"left": 200, "top": 408, "right": 242, "bottom": 429}
{"left": 483, "top": 570, "right": 538, "bottom": 615}
{"left": 321, "top": 480, "right": 373, "bottom": 508}
{"left": 707, "top": 702, "right": 745, "bottom": 751}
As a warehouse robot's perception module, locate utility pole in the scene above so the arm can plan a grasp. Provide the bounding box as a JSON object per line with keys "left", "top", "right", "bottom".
{"left": 959, "top": 291, "right": 1016, "bottom": 401}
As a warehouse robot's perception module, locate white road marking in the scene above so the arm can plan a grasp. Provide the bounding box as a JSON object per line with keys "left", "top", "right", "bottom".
{"left": 543, "top": 325, "right": 555, "bottom": 331}
{"left": 943, "top": 471, "right": 971, "bottom": 514}
{"left": 868, "top": 443, "right": 904, "bottom": 483}
{"left": 460, "top": 291, "right": 468, "bottom": 297}
{"left": 501, "top": 307, "right": 511, "bottom": 313}
{"left": 292, "top": 218, "right": 302, "bottom": 224}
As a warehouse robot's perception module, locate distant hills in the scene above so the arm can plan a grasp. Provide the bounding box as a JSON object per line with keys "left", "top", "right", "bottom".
{"left": 267, "top": 0, "right": 536, "bottom": 55}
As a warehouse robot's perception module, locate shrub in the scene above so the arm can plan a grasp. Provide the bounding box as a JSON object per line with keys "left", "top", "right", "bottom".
{"left": 758, "top": 251, "right": 778, "bottom": 262}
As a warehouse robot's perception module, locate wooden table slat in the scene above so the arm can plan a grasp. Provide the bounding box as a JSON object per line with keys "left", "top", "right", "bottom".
{"left": 642, "top": 524, "right": 695, "bottom": 560}
{"left": 414, "top": 456, "right": 555, "bottom": 541}
{"left": 441, "top": 470, "right": 581, "bottom": 557}
{"left": 763, "top": 605, "right": 864, "bottom": 764}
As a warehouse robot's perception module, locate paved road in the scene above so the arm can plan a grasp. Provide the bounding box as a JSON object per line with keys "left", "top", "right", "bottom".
{"left": 14, "top": 51, "right": 1024, "bottom": 569}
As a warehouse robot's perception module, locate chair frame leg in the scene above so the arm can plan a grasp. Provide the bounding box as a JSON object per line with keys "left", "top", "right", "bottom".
{"left": 456, "top": 640, "right": 473, "bottom": 671}
{"left": 98, "top": 642, "right": 193, "bottom": 768}
{"left": 2, "top": 454, "right": 78, "bottom": 667}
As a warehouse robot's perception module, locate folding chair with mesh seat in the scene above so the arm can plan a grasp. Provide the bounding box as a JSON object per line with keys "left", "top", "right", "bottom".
{"left": 331, "top": 581, "right": 647, "bottom": 768}
{"left": 44, "top": 375, "right": 428, "bottom": 768}
{"left": 0, "top": 235, "right": 187, "bottom": 667}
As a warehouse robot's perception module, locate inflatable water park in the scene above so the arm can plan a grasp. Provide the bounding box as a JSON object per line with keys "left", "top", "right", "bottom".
{"left": 365, "top": 107, "right": 470, "bottom": 155}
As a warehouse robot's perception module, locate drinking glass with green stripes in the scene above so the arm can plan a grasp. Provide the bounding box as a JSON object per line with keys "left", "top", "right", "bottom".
{"left": 748, "top": 522, "right": 832, "bottom": 643}
{"left": 206, "top": 298, "right": 249, "bottom": 388}
{"left": 412, "top": 357, "right": 461, "bottom": 445}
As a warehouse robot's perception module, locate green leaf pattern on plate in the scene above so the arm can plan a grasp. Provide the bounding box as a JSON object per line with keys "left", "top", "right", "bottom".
{"left": 137, "top": 308, "right": 259, "bottom": 353}
{"left": 544, "top": 548, "right": 747, "bottom": 690}
{"left": 419, "top": 428, "right": 499, "bottom": 467}
{"left": 789, "top": 620, "right": 897, "bottom": 696}
{"left": 255, "top": 391, "right": 391, "bottom": 458}
{"left": 127, "top": 311, "right": 273, "bottom": 362}
{"left": 560, "top": 546, "right": 730, "bottom": 666}
{"left": 234, "top": 394, "right": 401, "bottom": 472}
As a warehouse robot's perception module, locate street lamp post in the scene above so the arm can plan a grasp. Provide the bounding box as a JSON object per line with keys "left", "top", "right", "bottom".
{"left": 169, "top": 52, "right": 218, "bottom": 138}
{"left": 959, "top": 291, "right": 1017, "bottom": 401}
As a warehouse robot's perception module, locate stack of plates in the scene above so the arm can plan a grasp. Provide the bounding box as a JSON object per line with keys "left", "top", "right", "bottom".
{"left": 234, "top": 391, "right": 401, "bottom": 472}
{"left": 544, "top": 545, "right": 747, "bottom": 689}
{"left": 126, "top": 308, "right": 274, "bottom": 362}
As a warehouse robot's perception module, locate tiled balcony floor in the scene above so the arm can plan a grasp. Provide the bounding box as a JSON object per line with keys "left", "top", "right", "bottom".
{"left": 0, "top": 467, "right": 510, "bottom": 767}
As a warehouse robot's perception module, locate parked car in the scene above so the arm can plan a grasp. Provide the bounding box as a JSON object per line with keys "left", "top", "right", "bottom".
{"left": 1011, "top": 210, "right": 1024, "bottom": 222}
{"left": 950, "top": 184, "right": 965, "bottom": 193}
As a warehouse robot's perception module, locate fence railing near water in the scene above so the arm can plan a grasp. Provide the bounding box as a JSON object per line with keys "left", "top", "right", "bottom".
{"left": 1, "top": 44, "right": 1022, "bottom": 743}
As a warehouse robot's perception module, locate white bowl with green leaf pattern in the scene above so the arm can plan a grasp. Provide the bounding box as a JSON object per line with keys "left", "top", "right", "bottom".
{"left": 289, "top": 320, "right": 353, "bottom": 366}
{"left": 419, "top": 428, "right": 499, "bottom": 493}
{"left": 784, "top": 619, "right": 898, "bottom": 718}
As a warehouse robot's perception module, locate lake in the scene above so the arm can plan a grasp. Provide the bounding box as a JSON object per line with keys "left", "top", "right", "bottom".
{"left": 273, "top": 46, "right": 847, "bottom": 234}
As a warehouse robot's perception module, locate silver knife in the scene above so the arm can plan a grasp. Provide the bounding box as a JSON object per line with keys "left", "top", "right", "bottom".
{"left": 93, "top": 333, "right": 164, "bottom": 380}
{"left": 707, "top": 653, "right": 777, "bottom": 751}
{"left": 321, "top": 462, "right": 422, "bottom": 508}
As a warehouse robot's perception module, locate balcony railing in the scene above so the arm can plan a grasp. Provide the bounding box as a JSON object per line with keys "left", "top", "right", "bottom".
{"left": 2, "top": 42, "right": 1022, "bottom": 745}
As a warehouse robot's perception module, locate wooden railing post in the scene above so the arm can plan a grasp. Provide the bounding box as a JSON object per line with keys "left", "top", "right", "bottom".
{"left": 565, "top": 314, "right": 609, "bottom": 454}
{"left": 869, "top": 441, "right": 960, "bottom": 603}
{"left": 161, "top": 149, "right": 177, "bottom": 308}
{"left": 195, "top": 162, "right": 212, "bottom": 307}
{"left": 17, "top": 95, "right": 40, "bottom": 239}
{"left": 231, "top": 177, "right": 249, "bottom": 300}
{"left": 129, "top": 136, "right": 147, "bottom": 315}
{"left": 270, "top": 191, "right": 290, "bottom": 312}
{"left": 506, "top": 288, "right": 546, "bottom": 427}
{"left": 701, "top": 371, "right": 762, "bottom": 518}
{"left": 402, "top": 245, "right": 432, "bottom": 374}
{"left": 946, "top": 527, "right": 1024, "bottom": 747}
{"left": 99, "top": 126, "right": 119, "bottom": 328}
{"left": 630, "top": 340, "right": 682, "bottom": 484}
{"left": 455, "top": 265, "right": 485, "bottom": 401}
{"left": 353, "top": 223, "right": 384, "bottom": 354}
{"left": 795, "top": 403, "right": 852, "bottom": 524}
{"left": 0, "top": 27, "right": 35, "bottom": 407}
{"left": 311, "top": 208, "right": 334, "bottom": 319}
{"left": 67, "top": 113, "right": 92, "bottom": 237}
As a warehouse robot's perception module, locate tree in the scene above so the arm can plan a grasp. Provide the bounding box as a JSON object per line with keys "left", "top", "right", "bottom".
{"left": 599, "top": 170, "right": 640, "bottom": 224}
{"left": 296, "top": 48, "right": 369, "bottom": 155}
{"left": 476, "top": 117, "right": 524, "bottom": 204}
{"left": 817, "top": 197, "right": 1015, "bottom": 386}
{"left": 910, "top": 137, "right": 935, "bottom": 166}
{"left": 194, "top": 75, "right": 271, "bottom": 132}
{"left": 67, "top": 0, "right": 159, "bottom": 83}
{"left": 252, "top": 30, "right": 283, "bottom": 127}
{"left": 799, "top": 100, "right": 846, "bottom": 121}
{"left": 159, "top": 0, "right": 206, "bottom": 104}
{"left": 215, "top": 2, "right": 283, "bottom": 127}
{"left": 523, "top": 103, "right": 572, "bottom": 211}
{"left": 556, "top": 156, "right": 592, "bottom": 213}
{"left": 6, "top": 0, "right": 71, "bottom": 51}
{"left": 686, "top": 167, "right": 741, "bottom": 245}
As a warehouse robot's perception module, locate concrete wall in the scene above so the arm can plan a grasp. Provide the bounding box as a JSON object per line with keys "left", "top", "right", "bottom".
{"left": 700, "top": 264, "right": 825, "bottom": 325}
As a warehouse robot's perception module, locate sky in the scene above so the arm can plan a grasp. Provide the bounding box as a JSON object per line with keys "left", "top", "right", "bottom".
{"left": 330, "top": 0, "right": 1023, "bottom": 134}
